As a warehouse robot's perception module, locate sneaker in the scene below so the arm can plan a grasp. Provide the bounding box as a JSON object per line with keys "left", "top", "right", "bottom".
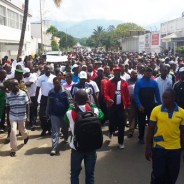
{"left": 24, "top": 136, "right": 29, "bottom": 144}
{"left": 50, "top": 150, "right": 56, "bottom": 156}
{"left": 40, "top": 130, "right": 46, "bottom": 136}
{"left": 119, "top": 144, "right": 125, "bottom": 149}
{"left": 31, "top": 126, "right": 36, "bottom": 131}
{"left": 10, "top": 152, "right": 16, "bottom": 157}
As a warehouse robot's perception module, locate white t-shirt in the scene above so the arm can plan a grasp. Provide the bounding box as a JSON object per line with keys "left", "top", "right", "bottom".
{"left": 155, "top": 76, "right": 172, "bottom": 102}
{"left": 36, "top": 74, "right": 56, "bottom": 96}
{"left": 23, "top": 73, "right": 37, "bottom": 97}
{"left": 88, "top": 80, "right": 99, "bottom": 104}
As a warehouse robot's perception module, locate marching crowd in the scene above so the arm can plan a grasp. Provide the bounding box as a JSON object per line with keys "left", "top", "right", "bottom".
{"left": 0, "top": 50, "right": 184, "bottom": 184}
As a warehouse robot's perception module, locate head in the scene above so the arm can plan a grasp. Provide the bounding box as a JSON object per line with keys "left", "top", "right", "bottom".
{"left": 79, "top": 71, "right": 87, "bottom": 85}
{"left": 44, "top": 65, "right": 51, "bottom": 76}
{"left": 74, "top": 90, "right": 89, "bottom": 105}
{"left": 23, "top": 68, "right": 30, "bottom": 78}
{"left": 104, "top": 66, "right": 110, "bottom": 74}
{"left": 162, "top": 89, "right": 175, "bottom": 107}
{"left": 97, "top": 68, "right": 104, "bottom": 78}
{"left": 11, "top": 79, "right": 19, "bottom": 93}
{"left": 15, "top": 69, "right": 24, "bottom": 81}
{"left": 65, "top": 73, "right": 72, "bottom": 84}
{"left": 179, "top": 67, "right": 184, "bottom": 80}
{"left": 143, "top": 67, "right": 152, "bottom": 79}
{"left": 113, "top": 67, "right": 121, "bottom": 80}
{"left": 53, "top": 77, "right": 61, "bottom": 90}
{"left": 130, "top": 70, "right": 137, "bottom": 81}
{"left": 72, "top": 64, "right": 79, "bottom": 75}
{"left": 160, "top": 65, "right": 169, "bottom": 79}
{"left": 0, "top": 70, "right": 7, "bottom": 81}
{"left": 81, "top": 65, "right": 87, "bottom": 72}
{"left": 87, "top": 64, "right": 93, "bottom": 73}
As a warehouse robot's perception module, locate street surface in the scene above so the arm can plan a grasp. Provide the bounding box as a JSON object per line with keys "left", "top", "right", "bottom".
{"left": 0, "top": 126, "right": 183, "bottom": 184}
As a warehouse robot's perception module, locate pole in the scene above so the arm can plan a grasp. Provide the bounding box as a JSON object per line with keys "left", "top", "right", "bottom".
{"left": 40, "top": 0, "right": 43, "bottom": 54}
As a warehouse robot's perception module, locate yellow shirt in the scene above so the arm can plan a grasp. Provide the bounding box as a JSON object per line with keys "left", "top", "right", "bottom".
{"left": 150, "top": 104, "right": 184, "bottom": 150}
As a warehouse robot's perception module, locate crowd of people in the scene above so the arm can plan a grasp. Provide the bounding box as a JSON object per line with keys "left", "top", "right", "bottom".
{"left": 0, "top": 50, "right": 184, "bottom": 184}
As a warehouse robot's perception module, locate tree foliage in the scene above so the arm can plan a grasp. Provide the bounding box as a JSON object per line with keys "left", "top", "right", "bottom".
{"left": 46, "top": 26, "right": 59, "bottom": 37}
{"left": 85, "top": 22, "right": 144, "bottom": 51}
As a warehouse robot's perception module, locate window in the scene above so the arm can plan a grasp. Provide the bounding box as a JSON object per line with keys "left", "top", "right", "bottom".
{"left": 7, "top": 9, "right": 19, "bottom": 29}
{"left": 0, "top": 5, "right": 6, "bottom": 25}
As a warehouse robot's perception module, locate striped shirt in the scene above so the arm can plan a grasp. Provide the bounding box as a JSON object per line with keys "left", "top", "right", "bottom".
{"left": 6, "top": 90, "right": 29, "bottom": 121}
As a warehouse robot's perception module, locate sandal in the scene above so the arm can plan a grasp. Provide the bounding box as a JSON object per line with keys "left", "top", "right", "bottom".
{"left": 10, "top": 152, "right": 16, "bottom": 157}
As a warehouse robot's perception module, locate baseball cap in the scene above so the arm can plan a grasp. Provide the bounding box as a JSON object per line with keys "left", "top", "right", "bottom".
{"left": 97, "top": 67, "right": 104, "bottom": 72}
{"left": 73, "top": 64, "right": 79, "bottom": 68}
{"left": 23, "top": 68, "right": 30, "bottom": 74}
{"left": 79, "top": 71, "right": 87, "bottom": 79}
{"left": 179, "top": 67, "right": 184, "bottom": 73}
{"left": 113, "top": 66, "right": 122, "bottom": 71}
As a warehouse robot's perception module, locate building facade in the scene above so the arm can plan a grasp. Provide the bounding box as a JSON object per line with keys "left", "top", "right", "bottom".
{"left": 0, "top": 0, "right": 32, "bottom": 59}
{"left": 31, "top": 20, "right": 52, "bottom": 54}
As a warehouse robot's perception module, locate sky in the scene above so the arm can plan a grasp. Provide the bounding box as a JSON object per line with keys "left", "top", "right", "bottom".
{"left": 28, "top": 0, "right": 184, "bottom": 27}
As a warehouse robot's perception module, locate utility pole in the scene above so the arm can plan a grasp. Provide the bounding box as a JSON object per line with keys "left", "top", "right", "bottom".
{"left": 40, "top": 0, "right": 43, "bottom": 54}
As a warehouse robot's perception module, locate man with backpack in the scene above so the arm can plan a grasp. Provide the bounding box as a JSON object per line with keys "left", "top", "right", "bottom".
{"left": 65, "top": 90, "right": 104, "bottom": 184}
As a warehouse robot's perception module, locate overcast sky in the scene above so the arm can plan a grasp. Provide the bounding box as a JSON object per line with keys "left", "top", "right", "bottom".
{"left": 29, "top": 0, "right": 184, "bottom": 26}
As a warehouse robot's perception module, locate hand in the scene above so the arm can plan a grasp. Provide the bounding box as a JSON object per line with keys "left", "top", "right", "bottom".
{"left": 145, "top": 150, "right": 152, "bottom": 161}
{"left": 107, "top": 99, "right": 114, "bottom": 105}
{"left": 139, "top": 106, "right": 144, "bottom": 112}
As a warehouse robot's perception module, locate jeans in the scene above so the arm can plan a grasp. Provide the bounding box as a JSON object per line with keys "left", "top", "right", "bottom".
{"left": 50, "top": 115, "right": 68, "bottom": 151}
{"left": 137, "top": 107, "right": 153, "bottom": 140}
{"left": 151, "top": 148, "right": 181, "bottom": 184}
{"left": 30, "top": 96, "right": 38, "bottom": 127}
{"left": 71, "top": 149, "right": 97, "bottom": 184}
{"left": 108, "top": 104, "right": 125, "bottom": 144}
{"left": 39, "top": 95, "right": 51, "bottom": 131}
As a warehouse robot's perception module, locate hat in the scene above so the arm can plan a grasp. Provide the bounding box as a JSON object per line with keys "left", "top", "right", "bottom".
{"left": 23, "top": 68, "right": 30, "bottom": 74}
{"left": 169, "top": 61, "right": 175, "bottom": 65}
{"left": 179, "top": 67, "right": 184, "bottom": 73}
{"left": 82, "top": 65, "right": 87, "bottom": 68}
{"left": 79, "top": 71, "right": 87, "bottom": 79}
{"left": 72, "top": 64, "right": 79, "bottom": 68}
{"left": 113, "top": 66, "right": 122, "bottom": 72}
{"left": 97, "top": 67, "right": 104, "bottom": 72}
{"left": 15, "top": 69, "right": 24, "bottom": 73}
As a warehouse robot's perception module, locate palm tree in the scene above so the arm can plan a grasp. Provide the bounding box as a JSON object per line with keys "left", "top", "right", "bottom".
{"left": 92, "top": 26, "right": 105, "bottom": 47}
{"left": 17, "top": 0, "right": 62, "bottom": 59}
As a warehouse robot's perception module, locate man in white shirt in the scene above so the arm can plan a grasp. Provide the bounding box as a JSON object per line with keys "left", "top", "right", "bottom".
{"left": 23, "top": 68, "right": 38, "bottom": 131}
{"left": 36, "top": 65, "right": 56, "bottom": 136}
{"left": 155, "top": 65, "right": 172, "bottom": 102}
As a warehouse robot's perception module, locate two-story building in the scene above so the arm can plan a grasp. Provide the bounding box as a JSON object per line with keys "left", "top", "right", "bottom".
{"left": 0, "top": 0, "right": 32, "bottom": 59}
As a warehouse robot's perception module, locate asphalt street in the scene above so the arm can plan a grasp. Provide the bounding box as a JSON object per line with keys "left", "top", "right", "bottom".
{"left": 0, "top": 126, "right": 183, "bottom": 184}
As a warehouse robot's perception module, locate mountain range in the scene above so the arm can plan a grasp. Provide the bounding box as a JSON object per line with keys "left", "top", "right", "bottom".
{"left": 50, "top": 19, "right": 123, "bottom": 38}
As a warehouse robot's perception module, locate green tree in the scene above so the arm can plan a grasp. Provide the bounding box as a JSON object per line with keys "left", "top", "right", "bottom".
{"left": 51, "top": 40, "right": 59, "bottom": 51}
{"left": 17, "top": 0, "right": 62, "bottom": 59}
{"left": 46, "top": 26, "right": 59, "bottom": 38}
{"left": 92, "top": 26, "right": 105, "bottom": 47}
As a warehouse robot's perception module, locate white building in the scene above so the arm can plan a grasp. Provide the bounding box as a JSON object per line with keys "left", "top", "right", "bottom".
{"left": 31, "top": 20, "right": 52, "bottom": 53}
{"left": 0, "top": 0, "right": 32, "bottom": 59}
{"left": 160, "top": 15, "right": 184, "bottom": 51}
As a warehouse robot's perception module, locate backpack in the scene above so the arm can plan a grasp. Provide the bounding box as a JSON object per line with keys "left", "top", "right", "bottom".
{"left": 73, "top": 106, "right": 103, "bottom": 152}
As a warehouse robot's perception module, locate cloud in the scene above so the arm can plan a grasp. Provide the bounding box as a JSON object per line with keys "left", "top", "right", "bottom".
{"left": 29, "top": 0, "right": 184, "bottom": 27}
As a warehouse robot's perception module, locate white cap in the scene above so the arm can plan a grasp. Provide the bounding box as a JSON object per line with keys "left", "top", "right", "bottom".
{"left": 23, "top": 68, "right": 30, "bottom": 74}
{"left": 73, "top": 64, "right": 79, "bottom": 68}
{"left": 97, "top": 67, "right": 104, "bottom": 72}
{"left": 79, "top": 71, "right": 87, "bottom": 79}
{"left": 179, "top": 67, "right": 184, "bottom": 73}
{"left": 82, "top": 65, "right": 87, "bottom": 68}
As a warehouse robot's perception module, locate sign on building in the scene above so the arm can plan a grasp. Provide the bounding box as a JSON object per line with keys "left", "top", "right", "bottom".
{"left": 145, "top": 33, "right": 151, "bottom": 53}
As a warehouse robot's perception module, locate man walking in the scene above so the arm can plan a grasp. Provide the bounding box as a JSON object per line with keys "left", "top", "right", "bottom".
{"left": 6, "top": 79, "right": 29, "bottom": 157}
{"left": 146, "top": 89, "right": 184, "bottom": 184}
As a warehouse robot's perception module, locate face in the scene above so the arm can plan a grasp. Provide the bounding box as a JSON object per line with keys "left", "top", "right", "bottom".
{"left": 104, "top": 67, "right": 110, "bottom": 74}
{"left": 87, "top": 65, "right": 93, "bottom": 72}
{"left": 11, "top": 81, "right": 19, "bottom": 93}
{"left": 57, "top": 72, "right": 64, "bottom": 81}
{"left": 131, "top": 71, "right": 137, "bottom": 80}
{"left": 144, "top": 70, "right": 152, "bottom": 78}
{"left": 114, "top": 70, "right": 121, "bottom": 79}
{"left": 80, "top": 78, "right": 86, "bottom": 85}
{"left": 44, "top": 66, "right": 51, "bottom": 76}
{"left": 162, "top": 91, "right": 174, "bottom": 107}
{"left": 66, "top": 75, "right": 72, "bottom": 84}
{"left": 53, "top": 78, "right": 61, "bottom": 90}
{"left": 160, "top": 67, "right": 168, "bottom": 78}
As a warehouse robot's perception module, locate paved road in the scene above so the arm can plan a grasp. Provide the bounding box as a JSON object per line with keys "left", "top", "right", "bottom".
{"left": 0, "top": 126, "right": 183, "bottom": 184}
